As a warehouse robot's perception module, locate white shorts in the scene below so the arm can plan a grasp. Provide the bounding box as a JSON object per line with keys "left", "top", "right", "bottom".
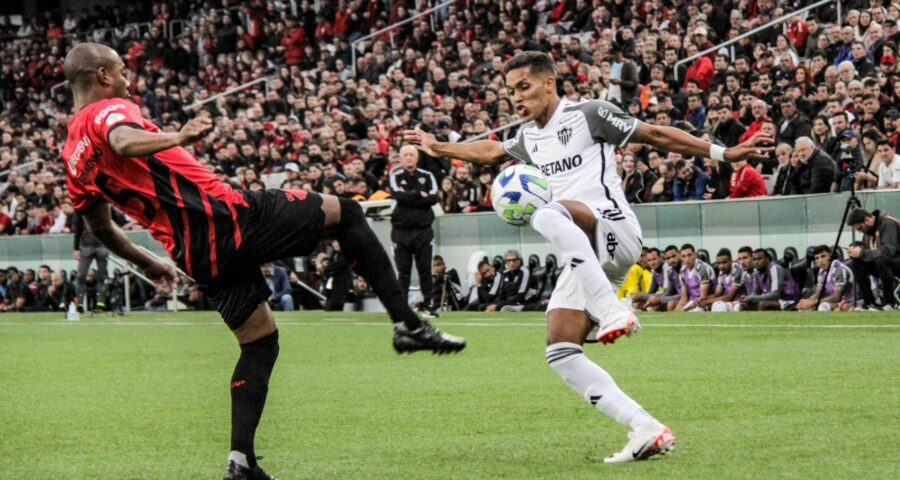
{"left": 547, "top": 207, "right": 643, "bottom": 314}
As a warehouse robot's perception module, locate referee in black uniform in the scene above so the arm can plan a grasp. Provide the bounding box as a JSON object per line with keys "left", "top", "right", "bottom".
{"left": 390, "top": 145, "right": 440, "bottom": 316}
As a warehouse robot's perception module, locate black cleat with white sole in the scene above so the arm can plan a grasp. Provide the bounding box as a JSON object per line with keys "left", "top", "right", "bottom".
{"left": 393, "top": 321, "right": 466, "bottom": 355}
{"left": 223, "top": 460, "right": 276, "bottom": 480}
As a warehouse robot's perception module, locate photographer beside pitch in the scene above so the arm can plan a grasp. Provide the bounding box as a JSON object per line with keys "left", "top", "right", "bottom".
{"left": 846, "top": 208, "right": 900, "bottom": 310}
{"left": 405, "top": 51, "right": 772, "bottom": 464}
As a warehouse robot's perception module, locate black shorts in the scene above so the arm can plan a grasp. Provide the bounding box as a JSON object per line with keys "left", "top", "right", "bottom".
{"left": 205, "top": 188, "right": 325, "bottom": 330}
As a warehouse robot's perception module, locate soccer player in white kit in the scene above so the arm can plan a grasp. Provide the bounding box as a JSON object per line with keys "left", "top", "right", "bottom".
{"left": 404, "top": 51, "right": 771, "bottom": 463}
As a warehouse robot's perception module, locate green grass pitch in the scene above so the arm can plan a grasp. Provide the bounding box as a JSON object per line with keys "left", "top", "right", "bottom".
{"left": 2, "top": 311, "right": 898, "bottom": 479}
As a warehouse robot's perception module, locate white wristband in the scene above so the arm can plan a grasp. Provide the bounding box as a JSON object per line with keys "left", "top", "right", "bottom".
{"left": 710, "top": 144, "right": 726, "bottom": 162}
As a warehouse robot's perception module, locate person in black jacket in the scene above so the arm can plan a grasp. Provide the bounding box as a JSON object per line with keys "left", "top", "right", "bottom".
{"left": 323, "top": 240, "right": 354, "bottom": 312}
{"left": 793, "top": 137, "right": 837, "bottom": 194}
{"left": 390, "top": 145, "right": 440, "bottom": 316}
{"left": 777, "top": 98, "right": 811, "bottom": 147}
{"left": 73, "top": 211, "right": 109, "bottom": 309}
{"left": 432, "top": 255, "right": 463, "bottom": 311}
{"left": 713, "top": 104, "right": 747, "bottom": 148}
{"left": 485, "top": 250, "right": 531, "bottom": 312}
{"left": 847, "top": 208, "right": 900, "bottom": 309}
{"left": 465, "top": 260, "right": 499, "bottom": 311}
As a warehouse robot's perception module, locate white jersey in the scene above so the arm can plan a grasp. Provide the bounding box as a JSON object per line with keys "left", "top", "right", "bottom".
{"left": 502, "top": 98, "right": 640, "bottom": 218}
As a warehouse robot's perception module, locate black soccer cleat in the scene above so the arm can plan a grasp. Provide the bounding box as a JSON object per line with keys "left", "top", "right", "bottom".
{"left": 393, "top": 320, "right": 466, "bottom": 355}
{"left": 223, "top": 460, "right": 276, "bottom": 480}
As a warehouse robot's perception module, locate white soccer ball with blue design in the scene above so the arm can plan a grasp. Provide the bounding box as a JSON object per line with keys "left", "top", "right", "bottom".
{"left": 490, "top": 164, "right": 552, "bottom": 226}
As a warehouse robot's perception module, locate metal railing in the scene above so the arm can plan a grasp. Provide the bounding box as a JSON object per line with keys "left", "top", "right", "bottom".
{"left": 50, "top": 80, "right": 69, "bottom": 99}
{"left": 464, "top": 119, "right": 525, "bottom": 143}
{"left": 674, "top": 0, "right": 838, "bottom": 82}
{"left": 351, "top": 0, "right": 455, "bottom": 77}
{"left": 0, "top": 160, "right": 42, "bottom": 183}
{"left": 182, "top": 76, "right": 271, "bottom": 112}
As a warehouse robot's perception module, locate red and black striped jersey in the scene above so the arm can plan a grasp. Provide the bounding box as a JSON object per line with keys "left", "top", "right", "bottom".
{"left": 62, "top": 97, "right": 247, "bottom": 282}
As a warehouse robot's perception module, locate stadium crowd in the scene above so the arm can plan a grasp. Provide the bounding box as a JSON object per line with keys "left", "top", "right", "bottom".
{"left": 1, "top": 0, "right": 900, "bottom": 312}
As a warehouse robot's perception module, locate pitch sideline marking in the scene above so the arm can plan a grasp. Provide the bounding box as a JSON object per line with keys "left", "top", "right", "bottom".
{"left": 1, "top": 321, "right": 899, "bottom": 329}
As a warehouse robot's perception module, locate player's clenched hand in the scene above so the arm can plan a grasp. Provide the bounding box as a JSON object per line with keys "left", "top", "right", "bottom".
{"left": 402, "top": 127, "right": 439, "bottom": 156}
{"left": 177, "top": 117, "right": 213, "bottom": 146}
{"left": 142, "top": 260, "right": 178, "bottom": 293}
{"left": 725, "top": 131, "right": 775, "bottom": 163}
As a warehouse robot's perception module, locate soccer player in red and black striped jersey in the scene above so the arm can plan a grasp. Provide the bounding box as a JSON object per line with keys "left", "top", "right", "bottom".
{"left": 61, "top": 43, "right": 465, "bottom": 480}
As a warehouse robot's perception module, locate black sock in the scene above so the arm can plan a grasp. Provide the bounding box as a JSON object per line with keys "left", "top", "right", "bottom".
{"left": 231, "top": 330, "right": 279, "bottom": 468}
{"left": 334, "top": 198, "right": 423, "bottom": 330}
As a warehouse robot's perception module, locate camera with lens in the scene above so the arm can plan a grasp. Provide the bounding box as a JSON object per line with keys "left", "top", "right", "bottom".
{"left": 837, "top": 142, "right": 864, "bottom": 174}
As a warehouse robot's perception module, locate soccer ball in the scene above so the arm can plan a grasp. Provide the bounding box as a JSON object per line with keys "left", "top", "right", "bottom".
{"left": 490, "top": 164, "right": 552, "bottom": 226}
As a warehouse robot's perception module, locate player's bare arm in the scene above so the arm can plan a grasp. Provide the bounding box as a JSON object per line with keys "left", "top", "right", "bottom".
{"left": 108, "top": 116, "right": 212, "bottom": 158}
{"left": 631, "top": 123, "right": 774, "bottom": 164}
{"left": 402, "top": 127, "right": 507, "bottom": 165}
{"left": 82, "top": 201, "right": 177, "bottom": 292}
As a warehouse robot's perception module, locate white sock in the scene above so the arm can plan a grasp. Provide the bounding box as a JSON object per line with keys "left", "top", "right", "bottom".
{"left": 228, "top": 451, "right": 249, "bottom": 468}
{"left": 818, "top": 302, "right": 833, "bottom": 312}
{"left": 546, "top": 342, "right": 662, "bottom": 431}
{"left": 711, "top": 301, "right": 731, "bottom": 312}
{"left": 531, "top": 205, "right": 618, "bottom": 305}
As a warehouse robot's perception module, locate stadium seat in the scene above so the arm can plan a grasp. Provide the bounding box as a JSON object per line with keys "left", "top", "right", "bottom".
{"left": 526, "top": 255, "right": 543, "bottom": 303}
{"left": 790, "top": 253, "right": 814, "bottom": 295}
{"left": 492, "top": 255, "right": 504, "bottom": 272}
{"left": 780, "top": 246, "right": 798, "bottom": 268}
{"left": 528, "top": 254, "right": 541, "bottom": 274}
{"left": 697, "top": 249, "right": 710, "bottom": 264}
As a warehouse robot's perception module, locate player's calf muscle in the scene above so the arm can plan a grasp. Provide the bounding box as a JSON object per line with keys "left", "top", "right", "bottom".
{"left": 547, "top": 308, "right": 592, "bottom": 345}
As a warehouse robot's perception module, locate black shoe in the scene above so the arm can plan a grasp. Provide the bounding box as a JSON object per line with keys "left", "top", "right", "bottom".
{"left": 393, "top": 320, "right": 466, "bottom": 355}
{"left": 223, "top": 460, "right": 276, "bottom": 480}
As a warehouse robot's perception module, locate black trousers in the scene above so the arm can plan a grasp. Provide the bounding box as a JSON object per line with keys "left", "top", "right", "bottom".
{"left": 392, "top": 226, "right": 434, "bottom": 308}
{"left": 851, "top": 256, "right": 900, "bottom": 305}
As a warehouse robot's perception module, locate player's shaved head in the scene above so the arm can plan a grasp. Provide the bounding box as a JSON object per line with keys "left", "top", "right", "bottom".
{"left": 64, "top": 42, "right": 130, "bottom": 108}
{"left": 63, "top": 42, "right": 119, "bottom": 88}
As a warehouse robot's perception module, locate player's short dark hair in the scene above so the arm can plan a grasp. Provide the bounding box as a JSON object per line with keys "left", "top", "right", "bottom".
{"left": 503, "top": 51, "right": 557, "bottom": 78}
{"left": 876, "top": 138, "right": 894, "bottom": 149}
{"left": 433, "top": 255, "right": 445, "bottom": 264}
{"left": 648, "top": 247, "right": 661, "bottom": 256}
{"left": 738, "top": 246, "right": 753, "bottom": 255}
{"left": 716, "top": 248, "right": 733, "bottom": 259}
{"left": 641, "top": 246, "right": 649, "bottom": 254}
{"left": 812, "top": 245, "right": 831, "bottom": 256}
{"left": 664, "top": 245, "right": 679, "bottom": 253}
{"left": 847, "top": 208, "right": 871, "bottom": 225}
{"left": 752, "top": 248, "right": 770, "bottom": 260}
{"left": 680, "top": 243, "right": 695, "bottom": 252}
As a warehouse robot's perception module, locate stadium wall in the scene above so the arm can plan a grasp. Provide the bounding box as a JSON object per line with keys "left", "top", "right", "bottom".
{"left": 1, "top": 191, "right": 898, "bottom": 291}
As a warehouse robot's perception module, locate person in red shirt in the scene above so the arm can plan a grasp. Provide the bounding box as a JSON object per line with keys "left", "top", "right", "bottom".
{"left": 61, "top": 42, "right": 464, "bottom": 480}
{"left": 279, "top": 18, "right": 305, "bottom": 66}
{"left": 683, "top": 46, "right": 714, "bottom": 91}
{"left": 729, "top": 160, "right": 768, "bottom": 198}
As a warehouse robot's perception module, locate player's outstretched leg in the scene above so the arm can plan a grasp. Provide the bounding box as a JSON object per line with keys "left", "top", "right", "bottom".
{"left": 531, "top": 202, "right": 637, "bottom": 344}
{"left": 329, "top": 197, "right": 465, "bottom": 354}
{"left": 545, "top": 309, "right": 674, "bottom": 464}
{"left": 225, "top": 303, "right": 279, "bottom": 480}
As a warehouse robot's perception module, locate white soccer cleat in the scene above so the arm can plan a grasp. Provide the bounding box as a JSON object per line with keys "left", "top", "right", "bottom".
{"left": 593, "top": 302, "right": 641, "bottom": 345}
{"left": 604, "top": 425, "right": 675, "bottom": 464}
